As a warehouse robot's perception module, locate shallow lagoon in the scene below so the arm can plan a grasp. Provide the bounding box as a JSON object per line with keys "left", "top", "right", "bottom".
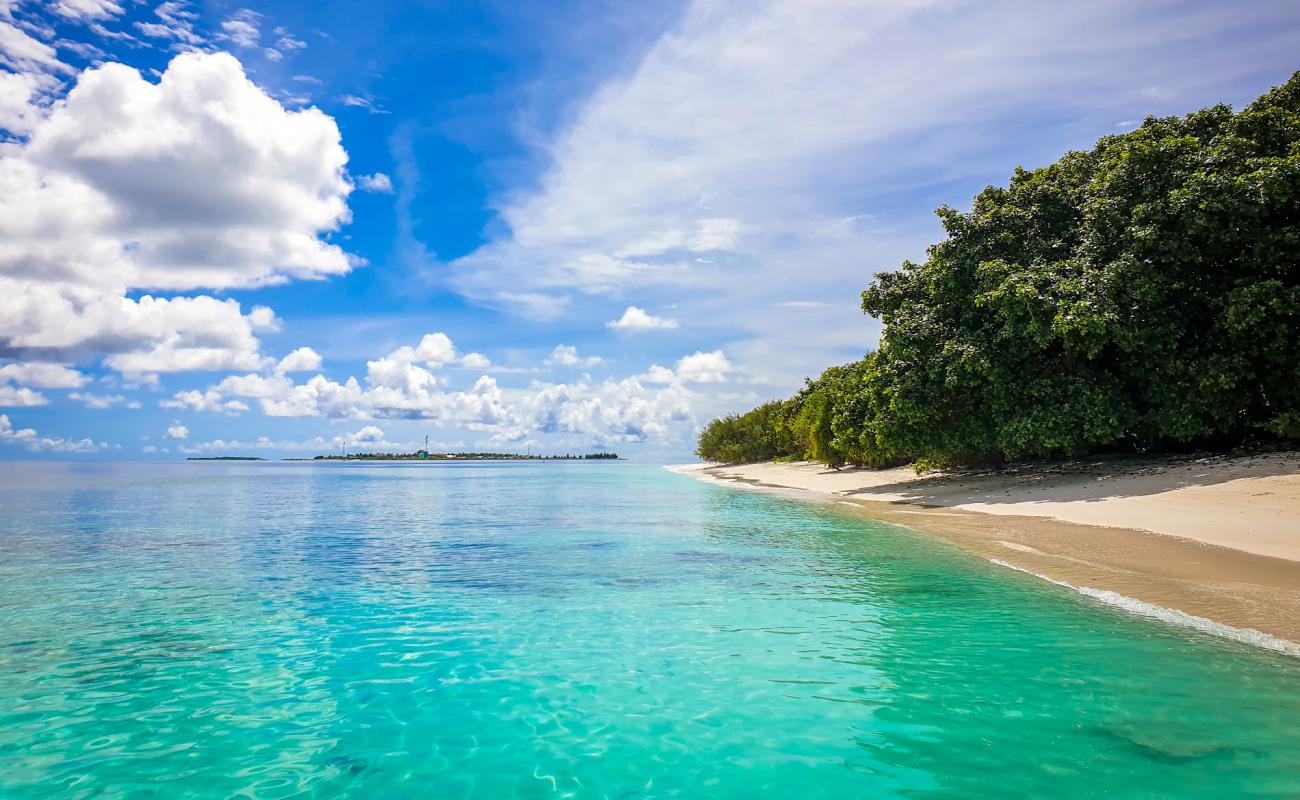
{"left": 1, "top": 461, "right": 1298, "bottom": 798}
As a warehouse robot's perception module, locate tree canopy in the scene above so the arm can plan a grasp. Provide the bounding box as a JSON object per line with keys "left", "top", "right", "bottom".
{"left": 698, "top": 73, "right": 1300, "bottom": 466}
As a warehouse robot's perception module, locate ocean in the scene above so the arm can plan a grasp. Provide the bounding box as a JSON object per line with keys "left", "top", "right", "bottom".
{"left": 1, "top": 460, "right": 1298, "bottom": 798}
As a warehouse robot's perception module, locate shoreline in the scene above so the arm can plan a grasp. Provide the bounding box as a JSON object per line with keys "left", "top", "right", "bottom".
{"left": 672, "top": 453, "right": 1300, "bottom": 652}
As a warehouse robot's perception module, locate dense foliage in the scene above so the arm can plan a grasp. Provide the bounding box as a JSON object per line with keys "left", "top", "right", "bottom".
{"left": 698, "top": 73, "right": 1300, "bottom": 466}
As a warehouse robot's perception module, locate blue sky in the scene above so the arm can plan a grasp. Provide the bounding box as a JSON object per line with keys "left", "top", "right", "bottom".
{"left": 1, "top": 0, "right": 1298, "bottom": 460}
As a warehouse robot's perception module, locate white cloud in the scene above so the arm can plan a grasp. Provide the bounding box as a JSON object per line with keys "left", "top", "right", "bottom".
{"left": 160, "top": 389, "right": 248, "bottom": 415}
{"left": 636, "top": 350, "right": 734, "bottom": 385}
{"left": 3, "top": 52, "right": 353, "bottom": 291}
{"left": 276, "top": 347, "right": 323, "bottom": 373}
{"left": 87, "top": 21, "right": 136, "bottom": 42}
{"left": 215, "top": 372, "right": 292, "bottom": 398}
{"left": 177, "top": 426, "right": 411, "bottom": 456}
{"left": 218, "top": 9, "right": 260, "bottom": 49}
{"left": 0, "top": 362, "right": 86, "bottom": 388}
{"left": 545, "top": 344, "right": 601, "bottom": 368}
{"left": 254, "top": 374, "right": 366, "bottom": 418}
{"left": 0, "top": 51, "right": 354, "bottom": 379}
{"left": 0, "top": 413, "right": 104, "bottom": 452}
{"left": 1, "top": 20, "right": 72, "bottom": 74}
{"left": 0, "top": 385, "right": 45, "bottom": 406}
{"left": 402, "top": 333, "right": 458, "bottom": 367}
{"left": 357, "top": 172, "right": 393, "bottom": 193}
{"left": 339, "top": 94, "right": 387, "bottom": 114}
{"left": 178, "top": 436, "right": 275, "bottom": 454}
{"left": 336, "top": 424, "right": 390, "bottom": 449}
{"left": 460, "top": 352, "right": 491, "bottom": 369}
{"left": 50, "top": 0, "right": 123, "bottom": 21}
{"left": 0, "top": 70, "right": 52, "bottom": 135}
{"left": 166, "top": 424, "right": 189, "bottom": 439}
{"left": 673, "top": 350, "right": 732, "bottom": 383}
{"left": 134, "top": 1, "right": 203, "bottom": 47}
{"left": 497, "top": 376, "right": 693, "bottom": 445}
{"left": 164, "top": 333, "right": 708, "bottom": 446}
{"left": 636, "top": 364, "right": 677, "bottom": 385}
{"left": 607, "top": 305, "right": 678, "bottom": 331}
{"left": 69, "top": 391, "right": 139, "bottom": 409}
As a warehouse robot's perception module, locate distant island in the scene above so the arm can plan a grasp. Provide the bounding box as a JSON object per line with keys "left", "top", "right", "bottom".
{"left": 291, "top": 451, "right": 620, "bottom": 461}
{"left": 185, "top": 456, "right": 266, "bottom": 461}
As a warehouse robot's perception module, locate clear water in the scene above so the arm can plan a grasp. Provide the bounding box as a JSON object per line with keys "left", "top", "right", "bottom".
{"left": 1, "top": 461, "right": 1299, "bottom": 799}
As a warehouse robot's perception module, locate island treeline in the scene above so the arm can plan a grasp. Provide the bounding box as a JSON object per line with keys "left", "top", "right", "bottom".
{"left": 699, "top": 73, "right": 1300, "bottom": 468}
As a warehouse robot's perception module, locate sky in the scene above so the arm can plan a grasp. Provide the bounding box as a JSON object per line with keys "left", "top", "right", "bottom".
{"left": 1, "top": 0, "right": 1298, "bottom": 461}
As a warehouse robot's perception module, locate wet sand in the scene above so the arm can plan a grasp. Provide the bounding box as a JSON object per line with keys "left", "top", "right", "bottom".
{"left": 672, "top": 453, "right": 1300, "bottom": 649}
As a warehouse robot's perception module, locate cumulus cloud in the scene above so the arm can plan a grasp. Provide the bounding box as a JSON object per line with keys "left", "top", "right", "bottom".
{"left": 671, "top": 351, "right": 733, "bottom": 383}
{"left": 166, "top": 424, "right": 188, "bottom": 439}
{"left": 0, "top": 361, "right": 87, "bottom": 406}
{"left": 636, "top": 364, "right": 677, "bottom": 385}
{"left": 607, "top": 305, "right": 678, "bottom": 331}
{"left": 496, "top": 376, "right": 693, "bottom": 444}
{"left": 636, "top": 350, "right": 734, "bottom": 385}
{"left": 0, "top": 413, "right": 104, "bottom": 452}
{"left": 0, "top": 362, "right": 86, "bottom": 388}
{"left": 0, "top": 70, "right": 52, "bottom": 135}
{"left": 0, "top": 385, "right": 45, "bottom": 406}
{"left": 460, "top": 352, "right": 491, "bottom": 369}
{"left": 545, "top": 345, "right": 601, "bottom": 369}
{"left": 162, "top": 333, "right": 712, "bottom": 446}
{"left": 2, "top": 52, "right": 352, "bottom": 291}
{"left": 160, "top": 389, "right": 249, "bottom": 415}
{"left": 0, "top": 51, "right": 354, "bottom": 377}
{"left": 276, "top": 347, "right": 323, "bottom": 373}
{"left": 331, "top": 424, "right": 397, "bottom": 450}
{"left": 394, "top": 333, "right": 458, "bottom": 367}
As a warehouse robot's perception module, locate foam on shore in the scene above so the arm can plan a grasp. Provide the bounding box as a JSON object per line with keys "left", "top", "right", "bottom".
{"left": 991, "top": 558, "right": 1300, "bottom": 658}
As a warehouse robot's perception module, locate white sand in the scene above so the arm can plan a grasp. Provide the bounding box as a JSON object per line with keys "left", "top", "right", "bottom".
{"left": 682, "top": 452, "right": 1300, "bottom": 561}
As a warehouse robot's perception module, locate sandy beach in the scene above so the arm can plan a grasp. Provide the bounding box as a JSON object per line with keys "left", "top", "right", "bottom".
{"left": 675, "top": 453, "right": 1300, "bottom": 648}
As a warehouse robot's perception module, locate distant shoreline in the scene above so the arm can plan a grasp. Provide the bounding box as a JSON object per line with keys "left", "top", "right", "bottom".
{"left": 674, "top": 452, "right": 1300, "bottom": 651}
{"left": 285, "top": 452, "right": 620, "bottom": 462}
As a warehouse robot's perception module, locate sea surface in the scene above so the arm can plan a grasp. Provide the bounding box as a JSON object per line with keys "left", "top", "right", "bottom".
{"left": 1, "top": 460, "right": 1299, "bottom": 798}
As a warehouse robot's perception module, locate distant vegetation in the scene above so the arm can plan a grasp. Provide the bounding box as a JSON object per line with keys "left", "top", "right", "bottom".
{"left": 700, "top": 73, "right": 1300, "bottom": 468}
{"left": 186, "top": 456, "right": 266, "bottom": 461}
{"left": 305, "top": 452, "right": 620, "bottom": 461}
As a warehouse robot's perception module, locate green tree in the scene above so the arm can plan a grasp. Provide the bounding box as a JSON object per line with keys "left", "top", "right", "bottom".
{"left": 859, "top": 72, "right": 1300, "bottom": 464}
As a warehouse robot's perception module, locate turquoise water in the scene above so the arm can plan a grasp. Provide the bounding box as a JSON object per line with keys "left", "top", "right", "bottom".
{"left": 1, "top": 462, "right": 1299, "bottom": 798}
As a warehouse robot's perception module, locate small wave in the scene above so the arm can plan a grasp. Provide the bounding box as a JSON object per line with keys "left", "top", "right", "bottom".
{"left": 989, "top": 559, "right": 1300, "bottom": 658}
{"left": 996, "top": 540, "right": 1044, "bottom": 555}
